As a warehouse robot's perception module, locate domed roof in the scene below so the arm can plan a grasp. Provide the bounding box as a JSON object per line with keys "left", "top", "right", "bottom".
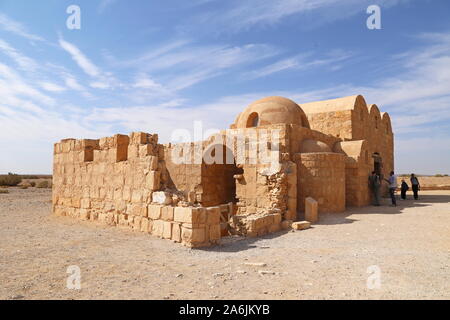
{"left": 300, "top": 139, "right": 331, "bottom": 153}
{"left": 233, "top": 96, "right": 310, "bottom": 129}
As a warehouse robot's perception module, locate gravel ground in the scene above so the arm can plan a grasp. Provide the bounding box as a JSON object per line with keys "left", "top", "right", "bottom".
{"left": 0, "top": 187, "right": 449, "bottom": 300}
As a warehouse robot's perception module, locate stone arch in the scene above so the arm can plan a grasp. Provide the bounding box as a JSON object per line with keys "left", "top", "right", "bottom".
{"left": 381, "top": 112, "right": 392, "bottom": 135}
{"left": 246, "top": 112, "right": 259, "bottom": 128}
{"left": 368, "top": 104, "right": 381, "bottom": 130}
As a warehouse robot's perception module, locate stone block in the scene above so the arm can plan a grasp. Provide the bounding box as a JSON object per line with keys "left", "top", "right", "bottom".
{"left": 281, "top": 220, "right": 292, "bottom": 230}
{"left": 79, "top": 209, "right": 90, "bottom": 220}
{"left": 148, "top": 205, "right": 162, "bottom": 219}
{"left": 192, "top": 207, "right": 206, "bottom": 224}
{"left": 151, "top": 220, "right": 164, "bottom": 237}
{"left": 181, "top": 226, "right": 205, "bottom": 244}
{"left": 268, "top": 223, "right": 281, "bottom": 233}
{"left": 140, "top": 217, "right": 149, "bottom": 232}
{"left": 146, "top": 171, "right": 160, "bottom": 191}
{"left": 161, "top": 206, "right": 174, "bottom": 221}
{"left": 172, "top": 223, "right": 181, "bottom": 242}
{"left": 292, "top": 221, "right": 311, "bottom": 230}
{"left": 209, "top": 224, "right": 221, "bottom": 241}
{"left": 174, "top": 207, "right": 192, "bottom": 223}
{"left": 80, "top": 198, "right": 91, "bottom": 209}
{"left": 152, "top": 191, "right": 172, "bottom": 205}
{"left": 305, "top": 197, "right": 318, "bottom": 223}
{"left": 133, "top": 216, "right": 142, "bottom": 231}
{"left": 162, "top": 221, "right": 172, "bottom": 239}
{"left": 206, "top": 207, "right": 221, "bottom": 224}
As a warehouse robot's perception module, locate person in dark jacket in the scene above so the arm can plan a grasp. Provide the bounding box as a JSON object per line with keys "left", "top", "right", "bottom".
{"left": 410, "top": 174, "right": 420, "bottom": 200}
{"left": 400, "top": 179, "right": 409, "bottom": 200}
{"left": 368, "top": 171, "right": 381, "bottom": 206}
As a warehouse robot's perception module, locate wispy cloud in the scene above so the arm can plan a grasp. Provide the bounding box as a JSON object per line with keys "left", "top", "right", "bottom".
{"left": 0, "top": 38, "right": 38, "bottom": 71}
{"left": 185, "top": 0, "right": 409, "bottom": 33}
{"left": 244, "top": 49, "right": 353, "bottom": 79}
{"left": 59, "top": 38, "right": 101, "bottom": 77}
{"left": 0, "top": 13, "right": 45, "bottom": 42}
{"left": 39, "top": 81, "right": 66, "bottom": 93}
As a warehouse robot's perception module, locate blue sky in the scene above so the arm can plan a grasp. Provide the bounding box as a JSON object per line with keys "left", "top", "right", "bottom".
{"left": 0, "top": 0, "right": 449, "bottom": 174}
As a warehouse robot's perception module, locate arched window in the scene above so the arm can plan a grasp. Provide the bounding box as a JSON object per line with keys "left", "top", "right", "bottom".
{"left": 246, "top": 112, "right": 259, "bottom": 127}
{"left": 375, "top": 116, "right": 378, "bottom": 129}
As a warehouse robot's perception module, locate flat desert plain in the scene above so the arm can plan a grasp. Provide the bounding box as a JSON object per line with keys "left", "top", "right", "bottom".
{"left": 0, "top": 187, "right": 449, "bottom": 300}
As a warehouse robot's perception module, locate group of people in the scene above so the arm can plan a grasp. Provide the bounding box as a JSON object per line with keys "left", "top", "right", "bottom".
{"left": 369, "top": 172, "right": 421, "bottom": 207}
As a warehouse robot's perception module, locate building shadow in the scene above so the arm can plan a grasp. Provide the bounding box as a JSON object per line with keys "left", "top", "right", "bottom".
{"left": 198, "top": 229, "right": 292, "bottom": 253}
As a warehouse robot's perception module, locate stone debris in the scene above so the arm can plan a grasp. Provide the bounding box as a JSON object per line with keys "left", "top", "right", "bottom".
{"left": 258, "top": 270, "right": 277, "bottom": 275}
{"left": 243, "top": 262, "right": 267, "bottom": 267}
{"left": 292, "top": 221, "right": 311, "bottom": 230}
{"left": 213, "top": 273, "right": 224, "bottom": 277}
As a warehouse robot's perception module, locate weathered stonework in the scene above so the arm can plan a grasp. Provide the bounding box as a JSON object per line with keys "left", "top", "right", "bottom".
{"left": 53, "top": 95, "right": 394, "bottom": 247}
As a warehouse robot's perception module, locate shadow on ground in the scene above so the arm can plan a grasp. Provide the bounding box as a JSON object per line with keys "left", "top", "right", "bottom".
{"left": 200, "top": 193, "right": 450, "bottom": 252}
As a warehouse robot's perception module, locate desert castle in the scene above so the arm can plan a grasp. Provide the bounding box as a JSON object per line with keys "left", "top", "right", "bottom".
{"left": 53, "top": 95, "right": 394, "bottom": 247}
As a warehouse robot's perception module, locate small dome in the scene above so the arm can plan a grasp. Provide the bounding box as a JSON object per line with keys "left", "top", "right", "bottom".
{"left": 233, "top": 96, "right": 310, "bottom": 129}
{"left": 300, "top": 139, "right": 331, "bottom": 153}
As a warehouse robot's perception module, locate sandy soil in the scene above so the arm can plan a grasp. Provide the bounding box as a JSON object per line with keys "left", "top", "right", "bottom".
{"left": 0, "top": 188, "right": 449, "bottom": 300}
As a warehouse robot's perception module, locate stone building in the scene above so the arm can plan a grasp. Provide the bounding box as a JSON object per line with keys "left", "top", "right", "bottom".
{"left": 52, "top": 95, "right": 394, "bottom": 247}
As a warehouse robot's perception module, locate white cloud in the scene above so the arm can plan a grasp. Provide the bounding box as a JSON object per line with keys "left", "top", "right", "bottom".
{"left": 186, "top": 0, "right": 410, "bottom": 33}
{"left": 0, "top": 39, "right": 38, "bottom": 71}
{"left": 40, "top": 81, "right": 66, "bottom": 93}
{"left": 244, "top": 49, "right": 353, "bottom": 79}
{"left": 0, "top": 13, "right": 44, "bottom": 42}
{"left": 59, "top": 38, "right": 101, "bottom": 77}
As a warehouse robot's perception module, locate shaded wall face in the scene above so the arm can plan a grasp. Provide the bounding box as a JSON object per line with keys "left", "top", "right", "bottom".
{"left": 295, "top": 152, "right": 346, "bottom": 213}
{"left": 344, "top": 162, "right": 372, "bottom": 207}
{"left": 305, "top": 110, "right": 353, "bottom": 140}
{"left": 163, "top": 143, "right": 202, "bottom": 200}
{"left": 288, "top": 125, "right": 341, "bottom": 154}
{"left": 359, "top": 114, "right": 394, "bottom": 193}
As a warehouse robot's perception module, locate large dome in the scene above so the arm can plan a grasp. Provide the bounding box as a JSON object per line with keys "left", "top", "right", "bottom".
{"left": 233, "top": 96, "right": 310, "bottom": 129}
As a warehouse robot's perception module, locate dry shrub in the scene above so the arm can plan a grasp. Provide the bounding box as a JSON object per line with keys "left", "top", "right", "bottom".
{"left": 0, "top": 173, "right": 22, "bottom": 186}
{"left": 0, "top": 189, "right": 9, "bottom": 194}
{"left": 37, "top": 180, "right": 51, "bottom": 188}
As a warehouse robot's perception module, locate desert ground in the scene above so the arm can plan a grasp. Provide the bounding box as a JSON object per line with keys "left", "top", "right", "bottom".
{"left": 397, "top": 176, "right": 450, "bottom": 190}
{"left": 0, "top": 187, "right": 449, "bottom": 300}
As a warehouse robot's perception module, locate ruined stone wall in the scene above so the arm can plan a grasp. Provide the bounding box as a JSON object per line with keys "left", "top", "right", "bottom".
{"left": 295, "top": 152, "right": 346, "bottom": 213}
{"left": 53, "top": 132, "right": 221, "bottom": 248}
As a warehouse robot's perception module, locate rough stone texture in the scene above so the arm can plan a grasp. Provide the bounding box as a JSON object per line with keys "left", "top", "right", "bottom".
{"left": 292, "top": 221, "right": 311, "bottom": 230}
{"left": 305, "top": 197, "right": 318, "bottom": 223}
{"left": 53, "top": 94, "right": 394, "bottom": 247}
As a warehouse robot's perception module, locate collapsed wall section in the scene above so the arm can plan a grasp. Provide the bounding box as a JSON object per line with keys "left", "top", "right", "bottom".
{"left": 52, "top": 132, "right": 221, "bottom": 248}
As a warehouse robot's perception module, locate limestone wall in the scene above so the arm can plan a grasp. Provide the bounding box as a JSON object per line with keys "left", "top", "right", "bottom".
{"left": 52, "top": 132, "right": 221, "bottom": 248}
{"left": 295, "top": 152, "right": 346, "bottom": 213}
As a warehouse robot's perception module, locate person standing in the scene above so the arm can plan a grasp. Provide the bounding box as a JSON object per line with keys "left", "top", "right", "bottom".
{"left": 400, "top": 179, "right": 409, "bottom": 200}
{"left": 368, "top": 171, "right": 381, "bottom": 206}
{"left": 384, "top": 171, "right": 397, "bottom": 207}
{"left": 410, "top": 173, "right": 421, "bottom": 200}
